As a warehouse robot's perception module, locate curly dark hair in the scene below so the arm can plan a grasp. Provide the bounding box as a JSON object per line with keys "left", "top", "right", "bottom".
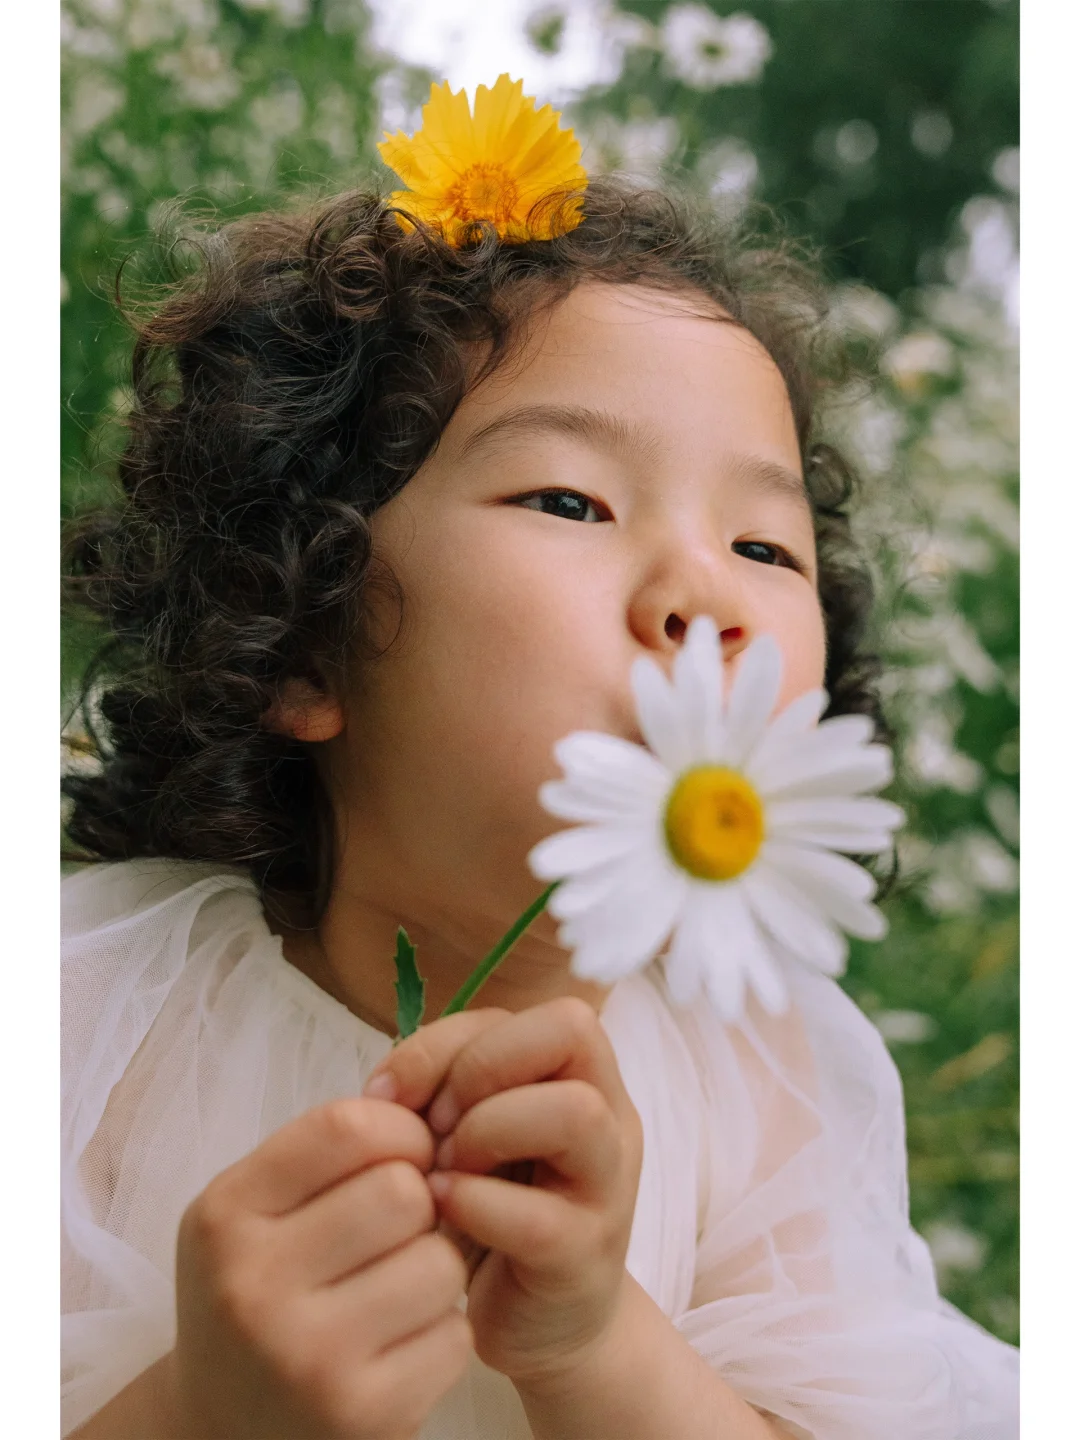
{"left": 62, "top": 173, "right": 888, "bottom": 925}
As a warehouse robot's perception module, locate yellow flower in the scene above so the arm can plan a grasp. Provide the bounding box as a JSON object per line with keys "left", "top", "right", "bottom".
{"left": 376, "top": 74, "right": 587, "bottom": 246}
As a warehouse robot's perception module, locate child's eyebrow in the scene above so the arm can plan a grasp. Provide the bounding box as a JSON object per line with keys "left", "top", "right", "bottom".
{"left": 454, "top": 402, "right": 809, "bottom": 509}
{"left": 455, "top": 403, "right": 665, "bottom": 468}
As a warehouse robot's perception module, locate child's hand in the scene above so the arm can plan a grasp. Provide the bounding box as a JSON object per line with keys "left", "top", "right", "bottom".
{"left": 170, "top": 1096, "right": 473, "bottom": 1440}
{"left": 363, "top": 998, "right": 645, "bottom": 1391}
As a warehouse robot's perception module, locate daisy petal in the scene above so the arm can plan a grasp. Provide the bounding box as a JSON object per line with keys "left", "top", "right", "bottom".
{"left": 816, "top": 713, "right": 876, "bottom": 746}
{"left": 762, "top": 841, "right": 889, "bottom": 939}
{"left": 743, "top": 687, "right": 829, "bottom": 775}
{"left": 564, "top": 865, "right": 687, "bottom": 983}
{"left": 707, "top": 883, "right": 791, "bottom": 1020}
{"left": 553, "top": 731, "right": 672, "bottom": 795}
{"left": 527, "top": 822, "right": 651, "bottom": 881}
{"left": 761, "top": 840, "right": 878, "bottom": 902}
{"left": 631, "top": 656, "right": 694, "bottom": 770}
{"left": 748, "top": 712, "right": 879, "bottom": 788}
{"left": 538, "top": 778, "right": 661, "bottom": 826}
{"left": 767, "top": 796, "right": 905, "bottom": 847}
{"left": 662, "top": 886, "right": 716, "bottom": 1007}
{"left": 745, "top": 944, "right": 790, "bottom": 1017}
{"left": 696, "top": 885, "right": 751, "bottom": 1020}
{"left": 673, "top": 615, "right": 724, "bottom": 759}
{"left": 753, "top": 745, "right": 894, "bottom": 801}
{"left": 741, "top": 867, "right": 848, "bottom": 976}
{"left": 720, "top": 635, "right": 783, "bottom": 767}
{"left": 558, "top": 844, "right": 682, "bottom": 944}
{"left": 548, "top": 850, "right": 656, "bottom": 920}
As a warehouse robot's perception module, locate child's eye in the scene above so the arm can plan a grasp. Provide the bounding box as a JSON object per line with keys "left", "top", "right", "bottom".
{"left": 512, "top": 488, "right": 611, "bottom": 523}
{"left": 733, "top": 540, "right": 807, "bottom": 574}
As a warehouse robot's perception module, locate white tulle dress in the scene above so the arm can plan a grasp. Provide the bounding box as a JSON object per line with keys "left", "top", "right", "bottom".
{"left": 62, "top": 859, "right": 1019, "bottom": 1439}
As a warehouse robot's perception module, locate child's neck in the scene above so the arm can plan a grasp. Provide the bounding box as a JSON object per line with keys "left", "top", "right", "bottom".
{"left": 272, "top": 885, "right": 612, "bottom": 1040}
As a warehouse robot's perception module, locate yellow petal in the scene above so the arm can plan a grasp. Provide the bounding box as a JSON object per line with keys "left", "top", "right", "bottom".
{"left": 515, "top": 131, "right": 584, "bottom": 193}
{"left": 421, "top": 79, "right": 479, "bottom": 169}
{"left": 377, "top": 131, "right": 446, "bottom": 191}
{"left": 471, "top": 73, "right": 527, "bottom": 155}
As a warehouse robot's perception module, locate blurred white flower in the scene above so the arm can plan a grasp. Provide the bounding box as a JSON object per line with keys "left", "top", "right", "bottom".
{"left": 79, "top": 0, "right": 123, "bottom": 19}
{"left": 698, "top": 137, "right": 758, "bottom": 218}
{"left": 900, "top": 612, "right": 999, "bottom": 694}
{"left": 661, "top": 6, "right": 772, "bottom": 89}
{"left": 883, "top": 331, "right": 956, "bottom": 395}
{"left": 375, "top": 68, "right": 425, "bottom": 138}
{"left": 156, "top": 38, "right": 241, "bottom": 110}
{"left": 313, "top": 86, "right": 358, "bottom": 161}
{"left": 847, "top": 397, "right": 905, "bottom": 475}
{"left": 833, "top": 119, "right": 878, "bottom": 168}
{"left": 872, "top": 1009, "right": 939, "bottom": 1044}
{"left": 68, "top": 75, "right": 124, "bottom": 138}
{"left": 938, "top": 482, "right": 1018, "bottom": 551}
{"left": 992, "top": 146, "right": 1020, "bottom": 195}
{"left": 95, "top": 187, "right": 131, "bottom": 223}
{"left": 923, "top": 829, "right": 1018, "bottom": 915}
{"left": 583, "top": 113, "right": 680, "bottom": 180}
{"left": 946, "top": 196, "right": 1018, "bottom": 330}
{"left": 234, "top": 0, "right": 311, "bottom": 21}
{"left": 910, "top": 531, "right": 995, "bottom": 579}
{"left": 251, "top": 84, "right": 305, "bottom": 139}
{"left": 963, "top": 830, "right": 1018, "bottom": 892}
{"left": 984, "top": 784, "right": 1019, "bottom": 849}
{"left": 127, "top": 0, "right": 218, "bottom": 50}
{"left": 923, "top": 1221, "right": 988, "bottom": 1280}
{"left": 906, "top": 714, "right": 983, "bottom": 794}
{"left": 61, "top": 9, "right": 121, "bottom": 60}
{"left": 910, "top": 108, "right": 954, "bottom": 159}
{"left": 827, "top": 282, "right": 899, "bottom": 341}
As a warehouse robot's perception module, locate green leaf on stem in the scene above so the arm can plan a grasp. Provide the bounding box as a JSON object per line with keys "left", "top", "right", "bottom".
{"left": 393, "top": 927, "right": 426, "bottom": 1044}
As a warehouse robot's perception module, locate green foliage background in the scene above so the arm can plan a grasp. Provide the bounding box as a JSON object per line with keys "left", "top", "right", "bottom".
{"left": 61, "top": 0, "right": 1018, "bottom": 1343}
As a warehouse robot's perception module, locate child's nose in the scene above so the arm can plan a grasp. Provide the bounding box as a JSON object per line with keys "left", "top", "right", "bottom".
{"left": 627, "top": 533, "right": 752, "bottom": 663}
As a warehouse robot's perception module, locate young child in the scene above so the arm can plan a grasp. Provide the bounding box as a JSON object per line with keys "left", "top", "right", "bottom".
{"left": 61, "top": 79, "right": 1019, "bottom": 1440}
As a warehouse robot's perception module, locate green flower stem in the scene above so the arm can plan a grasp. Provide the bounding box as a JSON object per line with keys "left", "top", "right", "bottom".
{"left": 438, "top": 881, "right": 560, "bottom": 1019}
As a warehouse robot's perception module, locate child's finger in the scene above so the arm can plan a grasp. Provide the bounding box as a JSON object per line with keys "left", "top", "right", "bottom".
{"left": 434, "top": 1082, "right": 622, "bottom": 1203}
{"left": 425, "top": 996, "right": 632, "bottom": 1137}
{"left": 277, "top": 1159, "right": 437, "bottom": 1289}
{"left": 362, "top": 1008, "right": 511, "bottom": 1112}
{"left": 429, "top": 1170, "right": 591, "bottom": 1275}
{"left": 436, "top": 1215, "right": 488, "bottom": 1282}
{"left": 213, "top": 1097, "right": 435, "bottom": 1217}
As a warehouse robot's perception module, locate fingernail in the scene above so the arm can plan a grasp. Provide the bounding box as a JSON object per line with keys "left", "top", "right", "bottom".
{"left": 435, "top": 1134, "right": 456, "bottom": 1170}
{"left": 429, "top": 1171, "right": 452, "bottom": 1198}
{"left": 363, "top": 1071, "right": 398, "bottom": 1101}
{"left": 428, "top": 1089, "right": 460, "bottom": 1135}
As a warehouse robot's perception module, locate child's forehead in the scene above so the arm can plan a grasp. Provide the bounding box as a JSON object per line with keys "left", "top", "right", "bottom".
{"left": 474, "top": 279, "right": 779, "bottom": 400}
{"left": 523, "top": 277, "right": 737, "bottom": 347}
{"left": 454, "top": 280, "right": 798, "bottom": 469}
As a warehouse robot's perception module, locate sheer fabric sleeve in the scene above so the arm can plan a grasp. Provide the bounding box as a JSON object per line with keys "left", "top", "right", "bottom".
{"left": 658, "top": 962, "right": 1019, "bottom": 1440}
{"left": 60, "top": 860, "right": 393, "bottom": 1437}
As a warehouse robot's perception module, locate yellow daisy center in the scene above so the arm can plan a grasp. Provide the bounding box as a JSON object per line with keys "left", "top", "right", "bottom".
{"left": 663, "top": 766, "right": 765, "bottom": 881}
{"left": 446, "top": 163, "right": 519, "bottom": 224}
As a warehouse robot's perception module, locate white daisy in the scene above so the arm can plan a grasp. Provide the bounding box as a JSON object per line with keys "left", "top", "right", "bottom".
{"left": 661, "top": 6, "right": 773, "bottom": 91}
{"left": 526, "top": 616, "right": 904, "bottom": 1023}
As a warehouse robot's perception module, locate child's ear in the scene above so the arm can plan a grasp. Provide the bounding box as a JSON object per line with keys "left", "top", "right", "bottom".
{"left": 263, "top": 675, "right": 345, "bottom": 743}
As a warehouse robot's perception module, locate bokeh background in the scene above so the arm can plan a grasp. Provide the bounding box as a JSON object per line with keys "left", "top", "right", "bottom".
{"left": 61, "top": 0, "right": 1019, "bottom": 1342}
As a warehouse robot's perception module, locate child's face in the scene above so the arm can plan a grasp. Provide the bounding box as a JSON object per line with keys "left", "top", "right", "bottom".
{"left": 329, "top": 281, "right": 826, "bottom": 923}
